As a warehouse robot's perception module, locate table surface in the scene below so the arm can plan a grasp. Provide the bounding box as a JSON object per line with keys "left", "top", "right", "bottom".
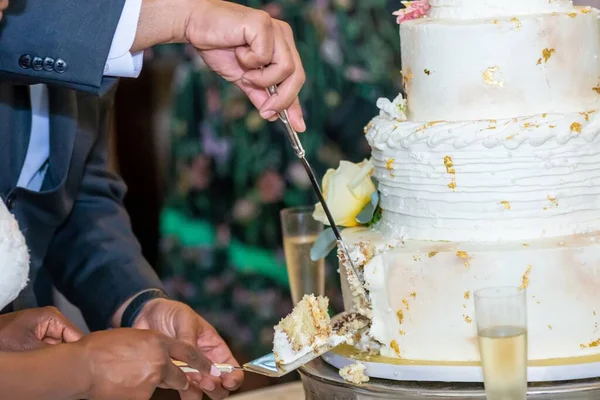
{"left": 229, "top": 382, "right": 305, "bottom": 400}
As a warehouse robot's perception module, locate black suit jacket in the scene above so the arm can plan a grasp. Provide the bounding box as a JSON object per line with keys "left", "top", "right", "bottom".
{"left": 0, "top": 0, "right": 164, "bottom": 330}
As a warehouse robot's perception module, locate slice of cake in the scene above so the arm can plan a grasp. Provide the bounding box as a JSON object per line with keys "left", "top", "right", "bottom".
{"left": 339, "top": 362, "right": 369, "bottom": 384}
{"left": 273, "top": 294, "right": 345, "bottom": 366}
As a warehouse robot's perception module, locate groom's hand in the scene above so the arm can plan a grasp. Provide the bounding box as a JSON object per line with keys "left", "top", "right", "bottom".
{"left": 0, "top": 307, "right": 83, "bottom": 352}
{"left": 134, "top": 0, "right": 306, "bottom": 133}
{"left": 131, "top": 299, "right": 243, "bottom": 400}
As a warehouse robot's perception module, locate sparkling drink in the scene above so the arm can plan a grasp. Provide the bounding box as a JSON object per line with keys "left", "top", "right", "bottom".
{"left": 475, "top": 287, "right": 528, "bottom": 400}
{"left": 478, "top": 326, "right": 528, "bottom": 400}
{"left": 283, "top": 235, "right": 325, "bottom": 305}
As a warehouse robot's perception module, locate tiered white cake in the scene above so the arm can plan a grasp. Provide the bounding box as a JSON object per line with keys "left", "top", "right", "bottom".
{"left": 342, "top": 0, "right": 600, "bottom": 363}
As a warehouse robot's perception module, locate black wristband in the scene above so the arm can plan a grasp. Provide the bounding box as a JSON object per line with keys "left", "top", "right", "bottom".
{"left": 120, "top": 289, "right": 169, "bottom": 328}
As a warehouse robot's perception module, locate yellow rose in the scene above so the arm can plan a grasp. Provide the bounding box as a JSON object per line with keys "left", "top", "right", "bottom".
{"left": 313, "top": 159, "right": 376, "bottom": 228}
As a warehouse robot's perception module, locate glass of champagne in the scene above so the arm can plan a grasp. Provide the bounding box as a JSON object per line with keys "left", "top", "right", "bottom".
{"left": 475, "top": 286, "right": 528, "bottom": 400}
{"left": 280, "top": 206, "right": 325, "bottom": 305}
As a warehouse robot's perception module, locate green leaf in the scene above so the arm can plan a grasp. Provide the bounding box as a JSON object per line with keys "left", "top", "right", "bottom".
{"left": 310, "top": 227, "right": 338, "bottom": 261}
{"left": 356, "top": 190, "right": 380, "bottom": 224}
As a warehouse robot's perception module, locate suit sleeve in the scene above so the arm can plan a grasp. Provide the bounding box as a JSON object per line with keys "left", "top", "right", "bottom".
{"left": 43, "top": 94, "right": 165, "bottom": 331}
{"left": 0, "top": 0, "right": 127, "bottom": 94}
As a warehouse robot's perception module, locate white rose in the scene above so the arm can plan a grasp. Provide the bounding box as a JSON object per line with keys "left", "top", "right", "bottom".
{"left": 313, "top": 160, "right": 376, "bottom": 228}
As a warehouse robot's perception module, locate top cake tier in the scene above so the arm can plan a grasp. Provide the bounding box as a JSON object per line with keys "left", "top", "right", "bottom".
{"left": 401, "top": 6, "right": 600, "bottom": 122}
{"left": 428, "top": 0, "right": 572, "bottom": 20}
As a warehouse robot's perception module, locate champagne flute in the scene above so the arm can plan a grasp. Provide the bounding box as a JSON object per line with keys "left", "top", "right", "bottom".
{"left": 280, "top": 206, "right": 325, "bottom": 305}
{"left": 475, "top": 286, "right": 528, "bottom": 400}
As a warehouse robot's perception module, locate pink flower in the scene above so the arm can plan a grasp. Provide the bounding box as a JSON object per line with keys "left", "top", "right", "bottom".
{"left": 393, "top": 0, "right": 430, "bottom": 23}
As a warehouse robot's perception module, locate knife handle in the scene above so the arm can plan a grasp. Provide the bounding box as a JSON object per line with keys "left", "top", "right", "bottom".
{"left": 266, "top": 86, "right": 306, "bottom": 159}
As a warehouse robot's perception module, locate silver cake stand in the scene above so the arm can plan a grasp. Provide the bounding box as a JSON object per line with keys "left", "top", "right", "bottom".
{"left": 299, "top": 358, "right": 600, "bottom": 399}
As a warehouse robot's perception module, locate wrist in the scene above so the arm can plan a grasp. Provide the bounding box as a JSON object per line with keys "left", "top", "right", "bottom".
{"left": 132, "top": 0, "right": 195, "bottom": 52}
{"left": 119, "top": 289, "right": 170, "bottom": 328}
{"left": 62, "top": 343, "right": 93, "bottom": 400}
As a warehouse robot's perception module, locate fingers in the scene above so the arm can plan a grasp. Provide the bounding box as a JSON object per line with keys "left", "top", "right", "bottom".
{"left": 37, "top": 307, "right": 84, "bottom": 344}
{"left": 242, "top": 20, "right": 306, "bottom": 132}
{"left": 165, "top": 336, "right": 217, "bottom": 377}
{"left": 234, "top": 10, "right": 275, "bottom": 69}
{"left": 197, "top": 327, "right": 244, "bottom": 392}
{"left": 161, "top": 360, "right": 191, "bottom": 392}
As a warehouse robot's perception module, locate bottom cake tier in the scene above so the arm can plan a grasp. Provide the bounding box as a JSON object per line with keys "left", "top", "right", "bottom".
{"left": 340, "top": 228, "right": 600, "bottom": 363}
{"left": 323, "top": 342, "right": 600, "bottom": 382}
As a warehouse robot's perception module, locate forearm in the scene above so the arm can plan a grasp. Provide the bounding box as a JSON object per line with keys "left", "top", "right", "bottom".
{"left": 0, "top": 345, "right": 89, "bottom": 400}
{"left": 131, "top": 0, "right": 192, "bottom": 52}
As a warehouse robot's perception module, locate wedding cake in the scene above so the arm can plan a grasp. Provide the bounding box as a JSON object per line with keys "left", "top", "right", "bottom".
{"left": 324, "top": 0, "right": 600, "bottom": 363}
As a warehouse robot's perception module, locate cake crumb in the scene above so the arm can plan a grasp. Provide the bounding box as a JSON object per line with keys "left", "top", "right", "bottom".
{"left": 339, "top": 362, "right": 370, "bottom": 384}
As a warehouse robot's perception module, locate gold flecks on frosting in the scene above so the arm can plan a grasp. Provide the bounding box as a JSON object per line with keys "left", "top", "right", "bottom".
{"left": 390, "top": 340, "right": 401, "bottom": 357}
{"left": 424, "top": 69, "right": 431, "bottom": 75}
{"left": 546, "top": 195, "right": 559, "bottom": 209}
{"left": 580, "top": 110, "right": 596, "bottom": 121}
{"left": 542, "top": 113, "right": 548, "bottom": 118}
{"left": 457, "top": 250, "right": 469, "bottom": 259}
{"left": 594, "top": 311, "right": 597, "bottom": 316}
{"left": 396, "top": 309, "right": 404, "bottom": 325}
{"left": 462, "top": 304, "right": 467, "bottom": 309}
{"left": 415, "top": 124, "right": 428, "bottom": 133}
{"left": 456, "top": 250, "right": 471, "bottom": 268}
{"left": 492, "top": 19, "right": 499, "bottom": 24}
{"left": 520, "top": 265, "right": 532, "bottom": 289}
{"left": 505, "top": 134, "right": 516, "bottom": 141}
{"left": 537, "top": 48, "right": 556, "bottom": 65}
{"left": 413, "top": 255, "right": 422, "bottom": 262}
{"left": 386, "top": 158, "right": 395, "bottom": 177}
{"left": 548, "top": 324, "right": 553, "bottom": 330}
{"left": 581, "top": 338, "right": 600, "bottom": 349}
{"left": 523, "top": 243, "right": 530, "bottom": 247}
{"left": 402, "top": 69, "right": 413, "bottom": 89}
{"left": 593, "top": 86, "right": 600, "bottom": 94}
{"left": 428, "top": 251, "right": 438, "bottom": 258}
{"left": 464, "top": 291, "right": 471, "bottom": 300}
{"left": 448, "top": 180, "right": 457, "bottom": 191}
{"left": 568, "top": 12, "right": 578, "bottom": 17}
{"left": 464, "top": 315, "right": 472, "bottom": 323}
{"left": 410, "top": 292, "right": 417, "bottom": 299}
{"left": 402, "top": 299, "right": 410, "bottom": 310}
{"left": 582, "top": 7, "right": 592, "bottom": 14}
{"left": 483, "top": 66, "right": 504, "bottom": 87}
{"left": 549, "top": 124, "right": 557, "bottom": 128}
{"left": 428, "top": 120, "right": 445, "bottom": 127}
{"left": 399, "top": 330, "right": 406, "bottom": 336}
{"left": 500, "top": 201, "right": 511, "bottom": 210}
{"left": 510, "top": 17, "right": 522, "bottom": 30}
{"left": 444, "top": 156, "right": 456, "bottom": 174}
{"left": 363, "top": 120, "right": 374, "bottom": 135}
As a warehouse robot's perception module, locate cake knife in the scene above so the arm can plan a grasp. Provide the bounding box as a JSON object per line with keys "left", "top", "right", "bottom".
{"left": 173, "top": 337, "right": 345, "bottom": 378}
{"left": 265, "top": 85, "right": 365, "bottom": 290}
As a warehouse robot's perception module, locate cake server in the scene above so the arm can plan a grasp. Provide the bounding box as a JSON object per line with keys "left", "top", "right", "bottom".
{"left": 265, "top": 85, "right": 365, "bottom": 291}
{"left": 173, "top": 338, "right": 345, "bottom": 378}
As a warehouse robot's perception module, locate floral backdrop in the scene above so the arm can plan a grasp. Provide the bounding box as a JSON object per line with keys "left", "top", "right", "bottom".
{"left": 158, "top": 0, "right": 402, "bottom": 360}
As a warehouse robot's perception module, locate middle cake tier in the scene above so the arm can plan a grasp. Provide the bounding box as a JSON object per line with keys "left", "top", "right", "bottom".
{"left": 367, "top": 95, "right": 600, "bottom": 242}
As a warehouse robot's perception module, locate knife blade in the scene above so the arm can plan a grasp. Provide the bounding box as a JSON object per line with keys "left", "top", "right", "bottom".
{"left": 266, "top": 86, "right": 366, "bottom": 296}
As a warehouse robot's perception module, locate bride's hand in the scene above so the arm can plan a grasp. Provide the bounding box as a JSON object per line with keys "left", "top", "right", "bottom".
{"left": 0, "top": 0, "right": 8, "bottom": 21}
{"left": 0, "top": 306, "right": 83, "bottom": 351}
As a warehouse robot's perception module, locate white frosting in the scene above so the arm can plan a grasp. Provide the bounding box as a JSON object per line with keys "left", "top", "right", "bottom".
{"left": 367, "top": 95, "right": 600, "bottom": 242}
{"left": 0, "top": 200, "right": 29, "bottom": 310}
{"left": 401, "top": 7, "right": 600, "bottom": 122}
{"left": 273, "top": 327, "right": 345, "bottom": 365}
{"left": 428, "top": 0, "right": 573, "bottom": 20}
{"left": 344, "top": 228, "right": 600, "bottom": 362}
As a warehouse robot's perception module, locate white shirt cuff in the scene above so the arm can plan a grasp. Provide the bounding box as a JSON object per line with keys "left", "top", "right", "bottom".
{"left": 104, "top": 0, "right": 144, "bottom": 78}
